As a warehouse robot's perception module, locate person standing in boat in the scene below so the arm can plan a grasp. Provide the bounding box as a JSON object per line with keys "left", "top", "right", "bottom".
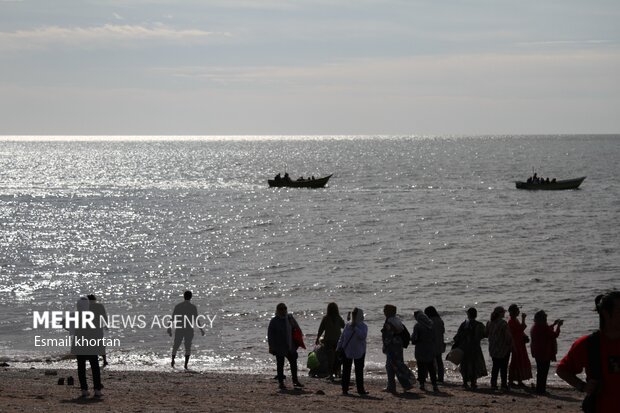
{"left": 507, "top": 304, "right": 533, "bottom": 387}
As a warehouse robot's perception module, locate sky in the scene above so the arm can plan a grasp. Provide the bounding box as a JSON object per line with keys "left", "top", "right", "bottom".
{"left": 1, "top": 0, "right": 619, "bottom": 135}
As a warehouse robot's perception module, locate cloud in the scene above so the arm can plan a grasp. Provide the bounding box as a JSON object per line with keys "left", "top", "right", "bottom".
{"left": 0, "top": 24, "right": 230, "bottom": 51}
{"left": 151, "top": 49, "right": 620, "bottom": 101}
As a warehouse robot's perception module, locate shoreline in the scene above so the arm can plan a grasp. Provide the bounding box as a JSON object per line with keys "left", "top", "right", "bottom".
{"left": 0, "top": 367, "right": 583, "bottom": 412}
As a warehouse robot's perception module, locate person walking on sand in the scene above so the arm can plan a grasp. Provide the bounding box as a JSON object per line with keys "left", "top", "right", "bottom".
{"left": 382, "top": 304, "right": 414, "bottom": 393}
{"left": 168, "top": 290, "right": 205, "bottom": 370}
{"left": 268, "top": 303, "right": 305, "bottom": 390}
{"left": 530, "top": 310, "right": 562, "bottom": 395}
{"left": 486, "top": 306, "right": 512, "bottom": 391}
{"left": 88, "top": 294, "right": 109, "bottom": 367}
{"left": 315, "top": 302, "right": 345, "bottom": 381}
{"left": 411, "top": 310, "right": 439, "bottom": 392}
{"left": 507, "top": 304, "right": 533, "bottom": 386}
{"left": 425, "top": 306, "right": 446, "bottom": 383}
{"left": 72, "top": 297, "right": 104, "bottom": 399}
{"left": 337, "top": 307, "right": 368, "bottom": 396}
{"left": 557, "top": 291, "right": 620, "bottom": 413}
{"left": 453, "top": 307, "right": 487, "bottom": 390}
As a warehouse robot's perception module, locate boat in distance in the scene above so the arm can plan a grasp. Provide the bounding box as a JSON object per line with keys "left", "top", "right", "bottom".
{"left": 515, "top": 176, "right": 586, "bottom": 190}
{"left": 268, "top": 174, "right": 333, "bottom": 188}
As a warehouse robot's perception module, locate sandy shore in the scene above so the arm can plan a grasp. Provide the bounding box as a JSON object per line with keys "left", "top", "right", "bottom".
{"left": 0, "top": 367, "right": 583, "bottom": 412}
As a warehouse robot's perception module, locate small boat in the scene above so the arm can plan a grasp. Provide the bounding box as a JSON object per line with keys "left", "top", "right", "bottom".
{"left": 515, "top": 176, "right": 586, "bottom": 190}
{"left": 268, "top": 174, "right": 332, "bottom": 188}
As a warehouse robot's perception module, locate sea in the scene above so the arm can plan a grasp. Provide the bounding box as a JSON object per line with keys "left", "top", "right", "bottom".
{"left": 0, "top": 135, "right": 618, "bottom": 383}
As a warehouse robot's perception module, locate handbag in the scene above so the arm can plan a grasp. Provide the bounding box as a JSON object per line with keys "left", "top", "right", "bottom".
{"left": 307, "top": 351, "right": 320, "bottom": 370}
{"left": 288, "top": 315, "right": 306, "bottom": 349}
{"left": 446, "top": 347, "right": 464, "bottom": 365}
{"left": 523, "top": 334, "right": 530, "bottom": 344}
{"left": 292, "top": 327, "right": 306, "bottom": 349}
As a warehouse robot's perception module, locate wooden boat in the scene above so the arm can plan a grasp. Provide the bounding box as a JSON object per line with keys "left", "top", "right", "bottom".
{"left": 268, "top": 174, "right": 332, "bottom": 188}
{"left": 515, "top": 176, "right": 586, "bottom": 190}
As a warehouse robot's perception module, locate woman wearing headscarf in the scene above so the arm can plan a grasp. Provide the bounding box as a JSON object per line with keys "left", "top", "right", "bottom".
{"left": 507, "top": 304, "right": 533, "bottom": 387}
{"left": 268, "top": 303, "right": 304, "bottom": 390}
{"left": 486, "top": 306, "right": 512, "bottom": 391}
{"left": 336, "top": 307, "right": 368, "bottom": 395}
{"left": 530, "top": 310, "right": 562, "bottom": 394}
{"left": 382, "top": 304, "right": 414, "bottom": 393}
{"left": 453, "top": 307, "right": 487, "bottom": 390}
{"left": 315, "top": 302, "right": 345, "bottom": 380}
{"left": 411, "top": 310, "right": 438, "bottom": 392}
{"left": 424, "top": 306, "right": 446, "bottom": 383}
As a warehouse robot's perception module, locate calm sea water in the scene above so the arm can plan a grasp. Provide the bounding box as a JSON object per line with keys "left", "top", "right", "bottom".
{"left": 0, "top": 135, "right": 618, "bottom": 382}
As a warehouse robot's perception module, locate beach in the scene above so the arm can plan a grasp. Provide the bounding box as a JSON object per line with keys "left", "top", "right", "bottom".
{"left": 0, "top": 367, "right": 583, "bottom": 412}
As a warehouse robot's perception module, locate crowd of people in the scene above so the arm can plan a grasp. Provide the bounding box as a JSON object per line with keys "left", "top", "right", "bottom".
{"left": 67, "top": 290, "right": 619, "bottom": 412}
{"left": 268, "top": 291, "right": 620, "bottom": 412}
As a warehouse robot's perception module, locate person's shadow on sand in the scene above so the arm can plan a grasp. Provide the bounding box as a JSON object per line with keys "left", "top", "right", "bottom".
{"left": 341, "top": 393, "right": 383, "bottom": 401}
{"left": 420, "top": 389, "right": 453, "bottom": 398}
{"left": 278, "top": 388, "right": 312, "bottom": 395}
{"left": 393, "top": 391, "right": 421, "bottom": 400}
{"left": 61, "top": 397, "right": 104, "bottom": 405}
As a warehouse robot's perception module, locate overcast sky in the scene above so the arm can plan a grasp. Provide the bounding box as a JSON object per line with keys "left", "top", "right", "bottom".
{"left": 1, "top": 0, "right": 619, "bottom": 135}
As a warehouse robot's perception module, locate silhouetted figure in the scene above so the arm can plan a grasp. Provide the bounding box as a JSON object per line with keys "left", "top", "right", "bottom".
{"left": 87, "top": 294, "right": 109, "bottom": 367}
{"left": 530, "top": 310, "right": 562, "bottom": 394}
{"left": 557, "top": 291, "right": 620, "bottom": 412}
{"left": 268, "top": 303, "right": 304, "bottom": 389}
{"left": 71, "top": 297, "right": 104, "bottom": 399}
{"left": 315, "top": 302, "right": 345, "bottom": 381}
{"left": 382, "top": 304, "right": 414, "bottom": 393}
{"left": 168, "top": 290, "right": 205, "bottom": 369}
{"left": 453, "top": 307, "right": 487, "bottom": 390}
{"left": 337, "top": 307, "right": 368, "bottom": 395}
{"left": 508, "top": 304, "right": 532, "bottom": 386}
{"left": 412, "top": 310, "right": 438, "bottom": 392}
{"left": 486, "top": 306, "right": 512, "bottom": 391}
{"left": 284, "top": 172, "right": 290, "bottom": 181}
{"left": 425, "top": 306, "right": 446, "bottom": 383}
{"left": 274, "top": 173, "right": 281, "bottom": 181}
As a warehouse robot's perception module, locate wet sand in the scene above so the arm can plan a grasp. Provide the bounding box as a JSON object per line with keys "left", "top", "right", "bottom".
{"left": 0, "top": 367, "right": 583, "bottom": 412}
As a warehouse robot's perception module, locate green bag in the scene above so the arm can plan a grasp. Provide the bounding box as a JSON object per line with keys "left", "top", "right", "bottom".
{"left": 307, "top": 351, "right": 320, "bottom": 370}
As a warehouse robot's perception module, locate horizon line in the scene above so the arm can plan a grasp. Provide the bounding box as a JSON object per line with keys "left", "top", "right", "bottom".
{"left": 1, "top": 133, "right": 618, "bottom": 142}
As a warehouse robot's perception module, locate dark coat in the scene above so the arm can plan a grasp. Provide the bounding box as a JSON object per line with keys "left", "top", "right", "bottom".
{"left": 268, "top": 314, "right": 294, "bottom": 356}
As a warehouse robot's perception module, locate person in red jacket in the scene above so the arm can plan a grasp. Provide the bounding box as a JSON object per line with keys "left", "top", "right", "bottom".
{"left": 530, "top": 310, "right": 562, "bottom": 394}
{"left": 557, "top": 291, "right": 620, "bottom": 413}
{"left": 508, "top": 304, "right": 533, "bottom": 386}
